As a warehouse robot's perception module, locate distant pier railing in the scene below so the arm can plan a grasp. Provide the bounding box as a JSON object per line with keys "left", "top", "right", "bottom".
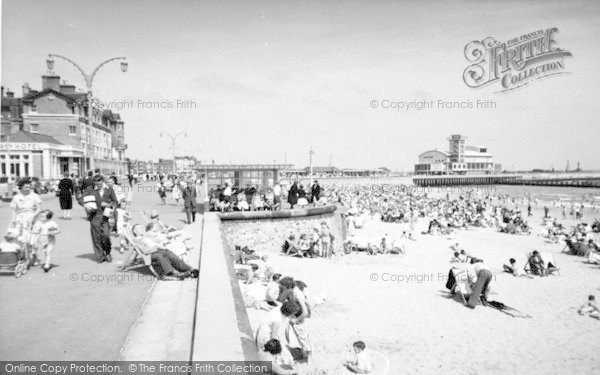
{"left": 413, "top": 175, "right": 600, "bottom": 188}
{"left": 413, "top": 175, "right": 521, "bottom": 187}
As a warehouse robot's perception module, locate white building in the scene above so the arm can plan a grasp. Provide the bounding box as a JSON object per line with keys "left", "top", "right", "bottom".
{"left": 414, "top": 134, "right": 498, "bottom": 175}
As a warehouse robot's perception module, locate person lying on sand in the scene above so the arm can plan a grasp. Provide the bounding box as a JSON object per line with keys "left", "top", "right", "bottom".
{"left": 343, "top": 341, "right": 373, "bottom": 374}
{"left": 578, "top": 295, "right": 600, "bottom": 320}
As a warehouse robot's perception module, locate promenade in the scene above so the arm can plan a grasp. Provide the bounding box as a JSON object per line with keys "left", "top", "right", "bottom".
{"left": 0, "top": 182, "right": 200, "bottom": 360}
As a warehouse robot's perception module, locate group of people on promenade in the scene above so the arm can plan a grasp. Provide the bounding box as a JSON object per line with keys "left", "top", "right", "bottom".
{"left": 207, "top": 179, "right": 326, "bottom": 213}
{"left": 2, "top": 171, "right": 200, "bottom": 280}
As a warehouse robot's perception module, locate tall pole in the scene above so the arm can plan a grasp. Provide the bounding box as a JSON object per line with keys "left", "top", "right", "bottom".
{"left": 160, "top": 131, "right": 187, "bottom": 174}
{"left": 309, "top": 146, "right": 315, "bottom": 183}
{"left": 47, "top": 54, "right": 128, "bottom": 173}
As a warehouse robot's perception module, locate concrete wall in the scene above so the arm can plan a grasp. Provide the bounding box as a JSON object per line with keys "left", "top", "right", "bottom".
{"left": 221, "top": 209, "right": 346, "bottom": 255}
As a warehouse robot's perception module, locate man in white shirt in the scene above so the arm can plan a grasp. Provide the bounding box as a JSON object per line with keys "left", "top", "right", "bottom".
{"left": 273, "top": 183, "right": 282, "bottom": 210}
{"left": 467, "top": 258, "right": 492, "bottom": 309}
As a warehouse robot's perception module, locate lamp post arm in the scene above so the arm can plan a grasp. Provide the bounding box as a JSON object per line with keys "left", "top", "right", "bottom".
{"left": 48, "top": 54, "right": 92, "bottom": 90}
{"left": 88, "top": 57, "right": 127, "bottom": 89}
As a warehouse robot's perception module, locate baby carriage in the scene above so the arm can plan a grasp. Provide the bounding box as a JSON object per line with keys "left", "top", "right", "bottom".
{"left": 0, "top": 228, "right": 30, "bottom": 278}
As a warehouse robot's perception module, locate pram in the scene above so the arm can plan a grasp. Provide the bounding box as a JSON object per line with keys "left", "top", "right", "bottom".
{"left": 0, "top": 233, "right": 30, "bottom": 278}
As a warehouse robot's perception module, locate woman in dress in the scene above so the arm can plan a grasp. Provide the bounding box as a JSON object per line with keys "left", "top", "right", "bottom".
{"left": 172, "top": 181, "right": 182, "bottom": 205}
{"left": 10, "top": 177, "right": 42, "bottom": 249}
{"left": 57, "top": 172, "right": 74, "bottom": 219}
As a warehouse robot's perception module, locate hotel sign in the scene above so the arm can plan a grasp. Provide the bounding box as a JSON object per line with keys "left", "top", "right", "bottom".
{"left": 463, "top": 28, "right": 573, "bottom": 92}
{"left": 0, "top": 142, "right": 44, "bottom": 151}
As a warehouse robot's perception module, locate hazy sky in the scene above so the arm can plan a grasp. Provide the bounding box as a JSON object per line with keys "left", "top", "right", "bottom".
{"left": 1, "top": 0, "right": 599, "bottom": 170}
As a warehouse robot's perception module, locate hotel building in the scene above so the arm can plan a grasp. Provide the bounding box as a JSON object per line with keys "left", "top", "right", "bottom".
{"left": 1, "top": 74, "right": 127, "bottom": 179}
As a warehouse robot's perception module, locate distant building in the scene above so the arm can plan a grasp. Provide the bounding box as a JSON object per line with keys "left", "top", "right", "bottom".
{"left": 157, "top": 159, "right": 175, "bottom": 175}
{"left": 415, "top": 134, "right": 498, "bottom": 175}
{"left": 175, "top": 156, "right": 196, "bottom": 172}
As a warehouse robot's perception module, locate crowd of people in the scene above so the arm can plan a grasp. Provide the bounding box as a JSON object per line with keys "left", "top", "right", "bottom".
{"left": 232, "top": 242, "right": 375, "bottom": 374}
{"left": 1, "top": 170, "right": 201, "bottom": 280}
{"left": 207, "top": 180, "right": 327, "bottom": 213}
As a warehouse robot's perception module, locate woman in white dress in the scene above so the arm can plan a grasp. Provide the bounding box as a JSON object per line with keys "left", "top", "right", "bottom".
{"left": 9, "top": 178, "right": 42, "bottom": 245}
{"left": 172, "top": 182, "right": 182, "bottom": 205}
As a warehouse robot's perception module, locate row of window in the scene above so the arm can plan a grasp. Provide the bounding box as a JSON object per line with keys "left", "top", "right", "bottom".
{"left": 0, "top": 154, "right": 30, "bottom": 160}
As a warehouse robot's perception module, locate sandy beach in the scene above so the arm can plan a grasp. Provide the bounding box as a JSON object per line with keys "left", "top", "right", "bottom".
{"left": 244, "top": 204, "right": 600, "bottom": 374}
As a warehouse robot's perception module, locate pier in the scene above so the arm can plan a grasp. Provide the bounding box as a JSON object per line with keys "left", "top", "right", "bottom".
{"left": 413, "top": 175, "right": 600, "bottom": 188}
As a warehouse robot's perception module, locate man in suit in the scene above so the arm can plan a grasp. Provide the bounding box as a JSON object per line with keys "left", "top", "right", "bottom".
{"left": 182, "top": 180, "right": 198, "bottom": 224}
{"left": 288, "top": 180, "right": 299, "bottom": 209}
{"left": 84, "top": 175, "right": 118, "bottom": 263}
{"left": 311, "top": 180, "right": 321, "bottom": 204}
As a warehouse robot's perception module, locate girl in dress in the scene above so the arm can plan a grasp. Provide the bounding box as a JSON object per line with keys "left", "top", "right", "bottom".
{"left": 30, "top": 210, "right": 60, "bottom": 272}
{"left": 172, "top": 182, "right": 182, "bottom": 205}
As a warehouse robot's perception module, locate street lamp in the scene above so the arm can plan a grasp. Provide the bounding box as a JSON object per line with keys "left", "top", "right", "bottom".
{"left": 160, "top": 131, "right": 187, "bottom": 174}
{"left": 47, "top": 54, "right": 128, "bottom": 173}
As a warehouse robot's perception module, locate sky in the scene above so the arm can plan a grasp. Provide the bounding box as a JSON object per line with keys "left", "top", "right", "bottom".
{"left": 1, "top": 0, "right": 599, "bottom": 171}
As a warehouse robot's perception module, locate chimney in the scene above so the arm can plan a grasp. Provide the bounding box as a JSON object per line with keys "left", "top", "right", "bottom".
{"left": 59, "top": 84, "right": 76, "bottom": 95}
{"left": 22, "top": 82, "right": 30, "bottom": 96}
{"left": 42, "top": 74, "right": 60, "bottom": 91}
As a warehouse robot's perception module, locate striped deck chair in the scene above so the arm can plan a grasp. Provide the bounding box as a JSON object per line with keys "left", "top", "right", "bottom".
{"left": 524, "top": 252, "right": 560, "bottom": 275}
{"left": 120, "top": 224, "right": 160, "bottom": 278}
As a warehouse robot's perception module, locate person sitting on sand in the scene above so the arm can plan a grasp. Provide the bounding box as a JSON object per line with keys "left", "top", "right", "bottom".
{"left": 277, "top": 276, "right": 296, "bottom": 304}
{"left": 266, "top": 273, "right": 282, "bottom": 307}
{"left": 528, "top": 251, "right": 547, "bottom": 276}
{"left": 343, "top": 341, "right": 373, "bottom": 374}
{"left": 577, "top": 295, "right": 600, "bottom": 320}
{"left": 450, "top": 251, "right": 463, "bottom": 263}
{"left": 258, "top": 339, "right": 296, "bottom": 375}
{"left": 503, "top": 258, "right": 520, "bottom": 276}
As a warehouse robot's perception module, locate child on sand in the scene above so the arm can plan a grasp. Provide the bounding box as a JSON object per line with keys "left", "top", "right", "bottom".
{"left": 577, "top": 295, "right": 600, "bottom": 320}
{"left": 343, "top": 341, "right": 373, "bottom": 374}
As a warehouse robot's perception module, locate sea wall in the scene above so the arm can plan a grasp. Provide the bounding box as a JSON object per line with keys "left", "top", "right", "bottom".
{"left": 220, "top": 207, "right": 346, "bottom": 255}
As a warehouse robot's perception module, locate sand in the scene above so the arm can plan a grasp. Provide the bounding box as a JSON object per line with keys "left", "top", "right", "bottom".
{"left": 245, "top": 205, "right": 600, "bottom": 374}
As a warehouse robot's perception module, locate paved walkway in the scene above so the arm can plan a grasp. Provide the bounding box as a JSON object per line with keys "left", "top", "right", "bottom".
{"left": 0, "top": 183, "right": 199, "bottom": 360}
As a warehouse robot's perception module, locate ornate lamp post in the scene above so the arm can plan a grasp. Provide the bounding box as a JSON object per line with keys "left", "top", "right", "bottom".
{"left": 159, "top": 131, "right": 187, "bottom": 174}
{"left": 46, "top": 54, "right": 128, "bottom": 172}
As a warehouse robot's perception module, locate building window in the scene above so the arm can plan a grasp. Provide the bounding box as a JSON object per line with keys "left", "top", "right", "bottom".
{"left": 30, "top": 123, "right": 39, "bottom": 133}
{"left": 31, "top": 104, "right": 37, "bottom": 112}
{"left": 69, "top": 125, "right": 77, "bottom": 135}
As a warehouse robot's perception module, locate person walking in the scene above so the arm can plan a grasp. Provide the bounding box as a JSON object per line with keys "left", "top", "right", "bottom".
{"left": 57, "top": 172, "right": 74, "bottom": 220}
{"left": 182, "top": 181, "right": 198, "bottom": 224}
{"left": 157, "top": 181, "right": 167, "bottom": 205}
{"left": 83, "top": 175, "right": 117, "bottom": 263}
{"left": 311, "top": 180, "right": 321, "bottom": 205}
{"left": 9, "top": 178, "right": 42, "bottom": 253}
{"left": 288, "top": 180, "right": 299, "bottom": 209}
{"left": 172, "top": 181, "right": 182, "bottom": 205}
{"left": 273, "top": 182, "right": 282, "bottom": 211}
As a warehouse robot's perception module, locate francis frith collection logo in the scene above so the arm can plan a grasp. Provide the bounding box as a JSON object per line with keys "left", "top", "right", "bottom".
{"left": 463, "top": 28, "right": 572, "bottom": 92}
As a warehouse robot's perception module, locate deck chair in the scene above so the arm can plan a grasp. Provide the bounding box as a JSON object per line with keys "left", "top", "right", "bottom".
{"left": 524, "top": 252, "right": 560, "bottom": 275}
{"left": 140, "top": 211, "right": 151, "bottom": 224}
{"left": 120, "top": 225, "right": 160, "bottom": 278}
